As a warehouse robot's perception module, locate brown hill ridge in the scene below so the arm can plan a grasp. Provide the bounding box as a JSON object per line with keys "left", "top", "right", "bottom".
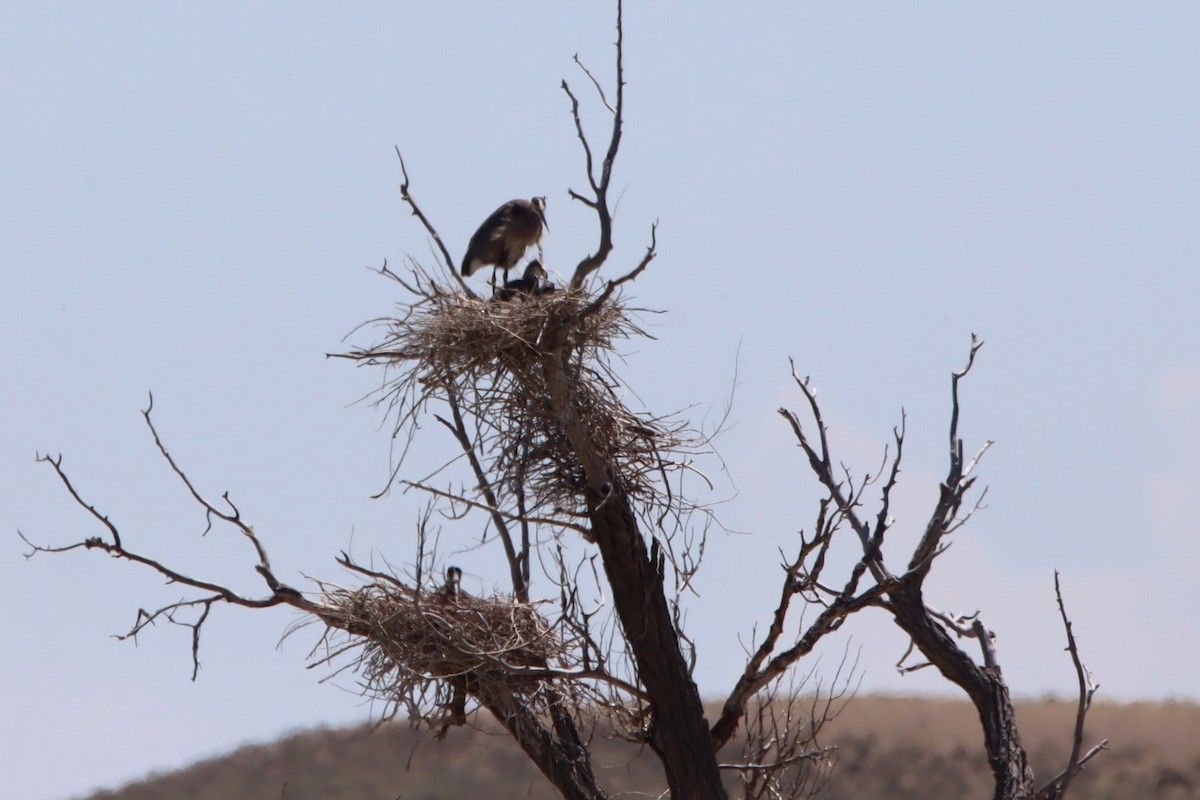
{"left": 81, "top": 696, "right": 1200, "bottom": 800}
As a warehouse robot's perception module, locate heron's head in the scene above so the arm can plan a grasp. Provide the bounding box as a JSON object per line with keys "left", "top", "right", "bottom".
{"left": 446, "top": 565, "right": 463, "bottom": 585}
{"left": 523, "top": 260, "right": 546, "bottom": 281}
{"left": 531, "top": 196, "right": 548, "bottom": 231}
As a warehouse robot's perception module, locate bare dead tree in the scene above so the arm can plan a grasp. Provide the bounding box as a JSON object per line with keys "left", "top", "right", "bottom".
{"left": 23, "top": 3, "right": 1106, "bottom": 800}
{"left": 703, "top": 340, "right": 1107, "bottom": 800}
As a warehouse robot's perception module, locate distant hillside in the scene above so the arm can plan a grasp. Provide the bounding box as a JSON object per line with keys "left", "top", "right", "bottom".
{"left": 80, "top": 696, "right": 1200, "bottom": 800}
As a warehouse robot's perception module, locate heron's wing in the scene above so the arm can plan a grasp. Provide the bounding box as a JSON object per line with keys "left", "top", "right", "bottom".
{"left": 463, "top": 202, "right": 516, "bottom": 272}
{"left": 486, "top": 203, "right": 523, "bottom": 241}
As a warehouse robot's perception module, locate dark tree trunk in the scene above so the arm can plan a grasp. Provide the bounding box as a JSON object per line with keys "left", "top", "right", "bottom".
{"left": 482, "top": 691, "right": 609, "bottom": 800}
{"left": 540, "top": 339, "right": 728, "bottom": 800}
{"left": 889, "top": 584, "right": 1036, "bottom": 800}
{"left": 587, "top": 488, "right": 728, "bottom": 799}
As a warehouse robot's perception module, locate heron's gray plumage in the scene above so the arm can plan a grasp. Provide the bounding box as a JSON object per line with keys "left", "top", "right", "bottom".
{"left": 461, "top": 197, "right": 548, "bottom": 281}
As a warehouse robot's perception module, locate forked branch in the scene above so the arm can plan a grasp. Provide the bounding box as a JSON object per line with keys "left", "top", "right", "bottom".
{"left": 1035, "top": 572, "right": 1106, "bottom": 800}
{"left": 21, "top": 398, "right": 321, "bottom": 678}
{"left": 563, "top": 0, "right": 626, "bottom": 288}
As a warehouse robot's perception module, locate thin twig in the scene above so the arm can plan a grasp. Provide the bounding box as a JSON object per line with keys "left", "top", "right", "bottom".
{"left": 1041, "top": 570, "right": 1102, "bottom": 800}
{"left": 395, "top": 147, "right": 476, "bottom": 299}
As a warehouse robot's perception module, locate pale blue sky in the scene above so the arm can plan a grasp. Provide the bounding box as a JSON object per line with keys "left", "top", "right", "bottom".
{"left": 3, "top": 4, "right": 1198, "bottom": 800}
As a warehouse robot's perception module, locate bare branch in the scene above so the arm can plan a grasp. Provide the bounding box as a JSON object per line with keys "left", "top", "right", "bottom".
{"left": 21, "top": 511, "right": 287, "bottom": 613}
{"left": 562, "top": 81, "right": 597, "bottom": 195}
{"left": 949, "top": 333, "right": 984, "bottom": 459}
{"left": 777, "top": 370, "right": 890, "bottom": 585}
{"left": 730, "top": 667, "right": 850, "bottom": 800}
{"left": 1036, "top": 571, "right": 1104, "bottom": 800}
{"left": 719, "top": 747, "right": 836, "bottom": 772}
{"left": 574, "top": 53, "right": 615, "bottom": 114}
{"left": 1037, "top": 741, "right": 1110, "bottom": 800}
{"left": 335, "top": 551, "right": 413, "bottom": 593}
{"left": 115, "top": 596, "right": 217, "bottom": 681}
{"left": 401, "top": 480, "right": 595, "bottom": 540}
{"left": 872, "top": 413, "right": 906, "bottom": 547}
{"left": 564, "top": 0, "right": 626, "bottom": 288}
{"left": 501, "top": 666, "right": 646, "bottom": 701}
{"left": 140, "top": 393, "right": 273, "bottom": 575}
{"left": 907, "top": 338, "right": 990, "bottom": 577}
{"left": 394, "top": 147, "right": 477, "bottom": 299}
{"left": 434, "top": 388, "right": 529, "bottom": 600}
{"left": 711, "top": 557, "right": 891, "bottom": 750}
{"left": 23, "top": 399, "right": 348, "bottom": 671}
{"left": 580, "top": 222, "right": 657, "bottom": 318}
{"left": 31, "top": 453, "right": 122, "bottom": 550}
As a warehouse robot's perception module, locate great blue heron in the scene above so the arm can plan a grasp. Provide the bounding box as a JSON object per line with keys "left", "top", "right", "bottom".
{"left": 441, "top": 565, "right": 463, "bottom": 601}
{"left": 492, "top": 259, "right": 556, "bottom": 302}
{"left": 461, "top": 196, "right": 548, "bottom": 285}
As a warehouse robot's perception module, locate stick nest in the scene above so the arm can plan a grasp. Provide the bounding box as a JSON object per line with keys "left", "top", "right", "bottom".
{"left": 347, "top": 277, "right": 695, "bottom": 520}
{"left": 325, "top": 581, "right": 566, "bottom": 700}
{"left": 366, "top": 283, "right": 627, "bottom": 388}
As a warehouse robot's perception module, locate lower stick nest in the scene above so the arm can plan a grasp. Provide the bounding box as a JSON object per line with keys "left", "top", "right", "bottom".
{"left": 325, "top": 582, "right": 566, "bottom": 704}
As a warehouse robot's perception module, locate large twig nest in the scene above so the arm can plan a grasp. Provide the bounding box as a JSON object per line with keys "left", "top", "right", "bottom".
{"left": 325, "top": 582, "right": 565, "bottom": 698}
{"left": 403, "top": 286, "right": 622, "bottom": 381}
{"left": 344, "top": 276, "right": 698, "bottom": 520}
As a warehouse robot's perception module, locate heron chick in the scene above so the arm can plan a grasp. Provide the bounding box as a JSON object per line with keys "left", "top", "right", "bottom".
{"left": 492, "top": 260, "right": 555, "bottom": 302}
{"left": 441, "top": 565, "right": 463, "bottom": 601}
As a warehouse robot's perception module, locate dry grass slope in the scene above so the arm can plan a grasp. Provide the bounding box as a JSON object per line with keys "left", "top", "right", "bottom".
{"left": 79, "top": 696, "right": 1200, "bottom": 800}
